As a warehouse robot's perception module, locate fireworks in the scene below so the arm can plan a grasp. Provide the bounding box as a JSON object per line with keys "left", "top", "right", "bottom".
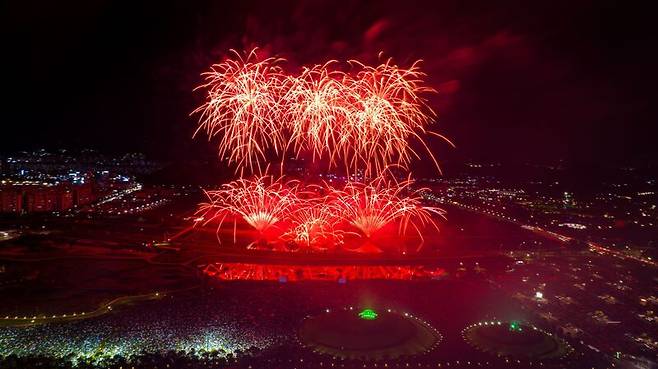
{"left": 342, "top": 58, "right": 440, "bottom": 176}
{"left": 197, "top": 175, "right": 299, "bottom": 236}
{"left": 194, "top": 48, "right": 450, "bottom": 176}
{"left": 192, "top": 48, "right": 450, "bottom": 253}
{"left": 280, "top": 62, "right": 352, "bottom": 168}
{"left": 192, "top": 49, "right": 286, "bottom": 173}
{"left": 196, "top": 174, "right": 444, "bottom": 250}
{"left": 284, "top": 198, "right": 344, "bottom": 250}
{"left": 334, "top": 174, "right": 445, "bottom": 239}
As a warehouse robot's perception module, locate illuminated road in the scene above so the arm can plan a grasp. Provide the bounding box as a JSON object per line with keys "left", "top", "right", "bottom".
{"left": 443, "top": 200, "right": 657, "bottom": 267}
{"left": 0, "top": 287, "right": 198, "bottom": 327}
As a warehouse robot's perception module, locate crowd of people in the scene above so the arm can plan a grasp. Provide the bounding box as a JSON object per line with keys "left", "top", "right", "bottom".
{"left": 0, "top": 266, "right": 620, "bottom": 369}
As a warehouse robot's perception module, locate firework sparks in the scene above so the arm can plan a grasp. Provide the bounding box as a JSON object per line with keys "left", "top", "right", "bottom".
{"left": 197, "top": 175, "right": 300, "bottom": 241}
{"left": 194, "top": 49, "right": 450, "bottom": 175}
{"left": 334, "top": 173, "right": 446, "bottom": 240}
{"left": 281, "top": 57, "right": 450, "bottom": 176}
{"left": 282, "top": 196, "right": 346, "bottom": 250}
{"left": 192, "top": 48, "right": 286, "bottom": 173}
{"left": 343, "top": 58, "right": 450, "bottom": 176}
{"left": 280, "top": 62, "right": 352, "bottom": 167}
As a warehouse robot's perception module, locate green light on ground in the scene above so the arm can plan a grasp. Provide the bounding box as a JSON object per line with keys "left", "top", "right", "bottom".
{"left": 509, "top": 320, "right": 522, "bottom": 332}
{"left": 359, "top": 309, "right": 378, "bottom": 320}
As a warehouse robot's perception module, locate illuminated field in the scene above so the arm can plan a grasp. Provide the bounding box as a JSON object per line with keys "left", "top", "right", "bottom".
{"left": 203, "top": 263, "right": 447, "bottom": 281}
{"left": 462, "top": 321, "right": 573, "bottom": 360}
{"left": 299, "top": 307, "right": 441, "bottom": 360}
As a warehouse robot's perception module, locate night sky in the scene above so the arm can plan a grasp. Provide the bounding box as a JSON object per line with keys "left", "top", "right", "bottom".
{"left": 3, "top": 1, "right": 657, "bottom": 167}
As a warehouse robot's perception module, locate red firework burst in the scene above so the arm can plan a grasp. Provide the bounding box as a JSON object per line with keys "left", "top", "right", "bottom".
{"left": 193, "top": 49, "right": 451, "bottom": 176}
{"left": 280, "top": 62, "right": 352, "bottom": 167}
{"left": 192, "top": 48, "right": 286, "bottom": 173}
{"left": 342, "top": 57, "right": 452, "bottom": 176}
{"left": 197, "top": 175, "right": 299, "bottom": 241}
{"left": 282, "top": 194, "right": 347, "bottom": 251}
{"left": 333, "top": 172, "right": 446, "bottom": 240}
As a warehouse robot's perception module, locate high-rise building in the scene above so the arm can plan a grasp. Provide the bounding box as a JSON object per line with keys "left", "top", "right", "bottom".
{"left": 0, "top": 190, "right": 22, "bottom": 213}
{"left": 59, "top": 190, "right": 74, "bottom": 211}
{"left": 563, "top": 191, "right": 575, "bottom": 208}
{"left": 26, "top": 188, "right": 57, "bottom": 212}
{"left": 74, "top": 184, "right": 94, "bottom": 207}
